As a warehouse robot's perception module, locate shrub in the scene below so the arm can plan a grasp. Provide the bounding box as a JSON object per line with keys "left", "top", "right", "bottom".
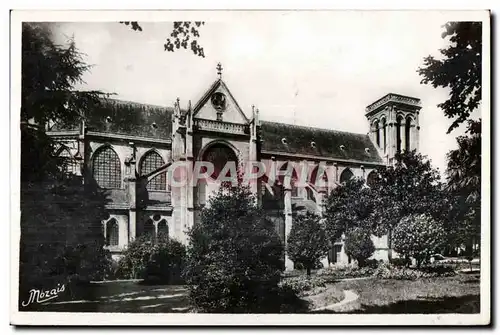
{"left": 184, "top": 183, "right": 285, "bottom": 313}
{"left": 392, "top": 214, "right": 446, "bottom": 268}
{"left": 279, "top": 275, "right": 327, "bottom": 297}
{"left": 390, "top": 257, "right": 410, "bottom": 267}
{"left": 344, "top": 228, "right": 375, "bottom": 267}
{"left": 364, "top": 259, "right": 382, "bottom": 269}
{"left": 373, "top": 262, "right": 456, "bottom": 280}
{"left": 287, "top": 212, "right": 330, "bottom": 276}
{"left": 316, "top": 264, "right": 375, "bottom": 281}
{"left": 116, "top": 234, "right": 186, "bottom": 284}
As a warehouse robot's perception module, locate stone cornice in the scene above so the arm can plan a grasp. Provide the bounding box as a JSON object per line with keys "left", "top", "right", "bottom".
{"left": 260, "top": 150, "right": 386, "bottom": 167}
{"left": 366, "top": 93, "right": 422, "bottom": 115}
{"left": 86, "top": 131, "right": 172, "bottom": 145}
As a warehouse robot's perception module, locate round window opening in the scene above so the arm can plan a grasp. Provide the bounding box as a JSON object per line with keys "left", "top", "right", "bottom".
{"left": 202, "top": 144, "right": 238, "bottom": 180}
{"left": 211, "top": 92, "right": 227, "bottom": 111}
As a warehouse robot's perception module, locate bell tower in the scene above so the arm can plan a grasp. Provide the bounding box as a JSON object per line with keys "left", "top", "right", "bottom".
{"left": 365, "top": 93, "right": 422, "bottom": 164}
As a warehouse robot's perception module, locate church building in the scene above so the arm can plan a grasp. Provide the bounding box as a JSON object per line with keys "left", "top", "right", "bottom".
{"left": 47, "top": 64, "right": 422, "bottom": 270}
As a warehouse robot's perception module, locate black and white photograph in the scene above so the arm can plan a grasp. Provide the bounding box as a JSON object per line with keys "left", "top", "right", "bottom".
{"left": 9, "top": 9, "right": 490, "bottom": 326}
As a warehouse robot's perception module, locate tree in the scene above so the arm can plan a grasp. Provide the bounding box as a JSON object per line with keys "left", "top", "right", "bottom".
{"left": 417, "top": 22, "right": 482, "bottom": 133}
{"left": 184, "top": 182, "right": 285, "bottom": 313}
{"left": 121, "top": 21, "right": 206, "bottom": 57}
{"left": 392, "top": 214, "right": 446, "bottom": 268}
{"left": 286, "top": 212, "right": 330, "bottom": 276}
{"left": 19, "top": 23, "right": 110, "bottom": 306}
{"left": 323, "top": 177, "right": 375, "bottom": 242}
{"left": 445, "top": 120, "right": 481, "bottom": 256}
{"left": 344, "top": 227, "right": 375, "bottom": 267}
{"left": 368, "top": 150, "right": 448, "bottom": 237}
{"left": 22, "top": 23, "right": 104, "bottom": 128}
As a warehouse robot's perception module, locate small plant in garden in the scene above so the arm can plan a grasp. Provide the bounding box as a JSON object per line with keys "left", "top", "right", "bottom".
{"left": 344, "top": 227, "right": 375, "bottom": 267}
{"left": 392, "top": 214, "right": 447, "bottom": 268}
{"left": 184, "top": 181, "right": 285, "bottom": 313}
{"left": 116, "top": 234, "right": 186, "bottom": 283}
{"left": 286, "top": 212, "right": 330, "bottom": 276}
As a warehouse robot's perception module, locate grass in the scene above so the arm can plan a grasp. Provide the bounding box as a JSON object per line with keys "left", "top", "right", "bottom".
{"left": 332, "top": 272, "right": 480, "bottom": 314}
{"left": 22, "top": 272, "right": 480, "bottom": 314}
{"left": 25, "top": 281, "right": 191, "bottom": 313}
{"left": 303, "top": 285, "right": 345, "bottom": 310}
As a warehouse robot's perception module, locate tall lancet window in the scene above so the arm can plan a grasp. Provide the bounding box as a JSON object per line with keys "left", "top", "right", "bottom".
{"left": 405, "top": 117, "right": 412, "bottom": 151}
{"left": 382, "top": 118, "right": 387, "bottom": 153}
{"left": 375, "top": 121, "right": 380, "bottom": 147}
{"left": 396, "top": 115, "right": 403, "bottom": 153}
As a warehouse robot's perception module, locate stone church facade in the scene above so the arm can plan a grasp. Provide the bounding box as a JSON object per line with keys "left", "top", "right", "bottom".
{"left": 47, "top": 66, "right": 422, "bottom": 270}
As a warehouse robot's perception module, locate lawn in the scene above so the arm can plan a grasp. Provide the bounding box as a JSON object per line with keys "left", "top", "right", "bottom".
{"left": 28, "top": 281, "right": 191, "bottom": 313}
{"left": 24, "top": 272, "right": 480, "bottom": 314}
{"left": 329, "top": 272, "right": 480, "bottom": 313}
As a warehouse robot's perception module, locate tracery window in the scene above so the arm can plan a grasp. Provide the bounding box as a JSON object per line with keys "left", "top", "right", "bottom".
{"left": 140, "top": 151, "right": 167, "bottom": 191}
{"left": 93, "top": 146, "right": 121, "bottom": 188}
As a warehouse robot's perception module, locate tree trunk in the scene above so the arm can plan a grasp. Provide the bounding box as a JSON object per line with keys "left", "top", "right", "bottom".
{"left": 306, "top": 266, "right": 311, "bottom": 277}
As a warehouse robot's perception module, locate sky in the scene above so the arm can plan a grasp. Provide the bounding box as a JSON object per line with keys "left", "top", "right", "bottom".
{"left": 49, "top": 11, "right": 482, "bottom": 176}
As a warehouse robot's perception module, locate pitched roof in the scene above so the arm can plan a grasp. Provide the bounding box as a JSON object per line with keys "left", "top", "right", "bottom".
{"left": 259, "top": 121, "right": 383, "bottom": 164}
{"left": 50, "top": 98, "right": 180, "bottom": 140}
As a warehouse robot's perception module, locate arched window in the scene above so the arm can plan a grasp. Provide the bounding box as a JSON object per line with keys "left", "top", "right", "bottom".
{"left": 143, "top": 219, "right": 156, "bottom": 242}
{"left": 339, "top": 168, "right": 354, "bottom": 184}
{"left": 93, "top": 146, "right": 121, "bottom": 188}
{"left": 140, "top": 151, "right": 166, "bottom": 191}
{"left": 366, "top": 170, "right": 378, "bottom": 188}
{"left": 381, "top": 118, "right": 387, "bottom": 153}
{"left": 197, "top": 179, "right": 207, "bottom": 207}
{"left": 405, "top": 117, "right": 412, "bottom": 151}
{"left": 278, "top": 162, "right": 299, "bottom": 197}
{"left": 306, "top": 187, "right": 316, "bottom": 202}
{"left": 374, "top": 121, "right": 380, "bottom": 147}
{"left": 106, "top": 218, "right": 119, "bottom": 246}
{"left": 309, "top": 165, "right": 329, "bottom": 193}
{"left": 203, "top": 143, "right": 238, "bottom": 180}
{"left": 157, "top": 219, "right": 168, "bottom": 240}
{"left": 396, "top": 115, "right": 403, "bottom": 153}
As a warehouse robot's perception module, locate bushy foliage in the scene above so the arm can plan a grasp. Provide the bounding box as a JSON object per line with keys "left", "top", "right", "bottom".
{"left": 19, "top": 23, "right": 109, "bottom": 308}
{"left": 368, "top": 151, "right": 448, "bottom": 237}
{"left": 19, "top": 176, "right": 110, "bottom": 309}
{"left": 287, "top": 212, "right": 330, "bottom": 276}
{"left": 279, "top": 275, "right": 327, "bottom": 297}
{"left": 392, "top": 214, "right": 447, "bottom": 268}
{"left": 374, "top": 262, "right": 455, "bottom": 280}
{"left": 445, "top": 120, "right": 481, "bottom": 257}
{"left": 184, "top": 182, "right": 285, "bottom": 313}
{"left": 116, "top": 234, "right": 186, "bottom": 284}
{"left": 418, "top": 22, "right": 481, "bottom": 133}
{"left": 323, "top": 178, "right": 374, "bottom": 241}
{"left": 390, "top": 257, "right": 410, "bottom": 267}
{"left": 344, "top": 227, "right": 375, "bottom": 267}
{"left": 316, "top": 264, "right": 376, "bottom": 281}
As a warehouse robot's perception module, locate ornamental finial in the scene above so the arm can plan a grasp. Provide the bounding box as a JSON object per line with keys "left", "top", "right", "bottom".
{"left": 216, "top": 62, "right": 223, "bottom": 79}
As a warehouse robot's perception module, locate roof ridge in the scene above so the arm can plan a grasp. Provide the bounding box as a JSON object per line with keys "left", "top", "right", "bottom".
{"left": 260, "top": 120, "right": 369, "bottom": 137}
{"left": 102, "top": 97, "right": 178, "bottom": 110}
